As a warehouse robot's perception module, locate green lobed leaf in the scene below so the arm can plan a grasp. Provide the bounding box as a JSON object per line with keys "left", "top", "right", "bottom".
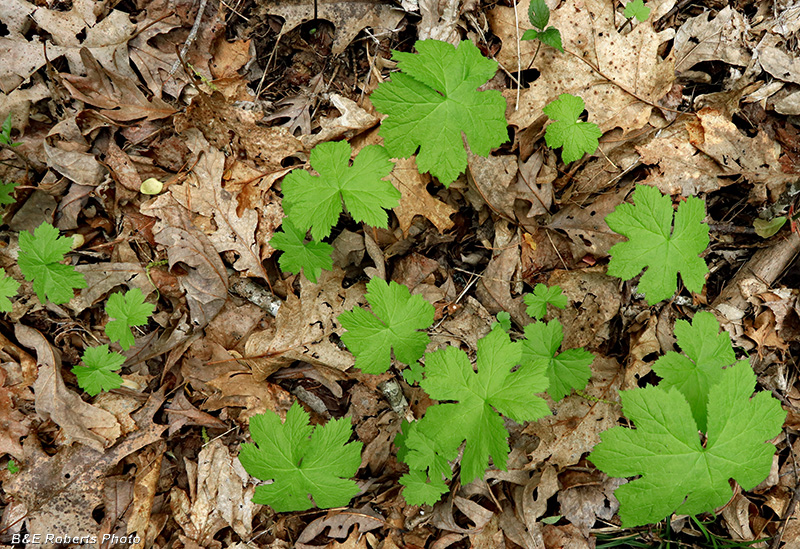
{"left": 281, "top": 141, "right": 398, "bottom": 241}
{"left": 415, "top": 326, "right": 551, "bottom": 486}
{"left": 105, "top": 288, "right": 155, "bottom": 350}
{"left": 0, "top": 180, "right": 18, "bottom": 204}
{"left": 623, "top": 0, "right": 651, "bottom": 22}
{"left": 590, "top": 361, "right": 785, "bottom": 527}
{"left": 17, "top": 222, "right": 87, "bottom": 304}
{"left": 524, "top": 283, "right": 568, "bottom": 320}
{"left": 652, "top": 311, "right": 739, "bottom": 432}
{"left": 521, "top": 319, "right": 593, "bottom": 401}
{"left": 73, "top": 345, "right": 125, "bottom": 396}
{"left": 536, "top": 27, "right": 564, "bottom": 52}
{"left": 399, "top": 469, "right": 449, "bottom": 506}
{"left": 606, "top": 184, "right": 710, "bottom": 305}
{"left": 0, "top": 268, "right": 19, "bottom": 313}
{"left": 371, "top": 39, "right": 508, "bottom": 186}
{"left": 238, "top": 401, "right": 363, "bottom": 512}
{"left": 543, "top": 94, "right": 602, "bottom": 164}
{"left": 270, "top": 219, "right": 333, "bottom": 283}
{"left": 339, "top": 278, "right": 434, "bottom": 375}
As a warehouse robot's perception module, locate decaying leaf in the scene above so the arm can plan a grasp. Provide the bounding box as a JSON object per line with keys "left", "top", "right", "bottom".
{"left": 257, "top": 0, "right": 405, "bottom": 55}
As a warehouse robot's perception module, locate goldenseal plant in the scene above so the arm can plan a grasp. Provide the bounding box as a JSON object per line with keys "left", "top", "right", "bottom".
{"left": 589, "top": 312, "right": 785, "bottom": 526}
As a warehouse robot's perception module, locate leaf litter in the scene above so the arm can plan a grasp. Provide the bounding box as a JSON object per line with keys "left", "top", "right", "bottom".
{"left": 1, "top": 0, "right": 800, "bottom": 547}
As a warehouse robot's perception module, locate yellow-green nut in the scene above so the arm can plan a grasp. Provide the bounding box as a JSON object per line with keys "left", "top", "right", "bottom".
{"left": 140, "top": 178, "right": 163, "bottom": 195}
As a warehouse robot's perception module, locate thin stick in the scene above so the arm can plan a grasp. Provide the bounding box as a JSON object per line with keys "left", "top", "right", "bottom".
{"left": 168, "top": 0, "right": 209, "bottom": 77}
{"left": 513, "top": 0, "right": 522, "bottom": 110}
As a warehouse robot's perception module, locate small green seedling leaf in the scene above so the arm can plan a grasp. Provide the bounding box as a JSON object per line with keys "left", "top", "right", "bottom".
{"left": 528, "top": 0, "right": 550, "bottom": 30}
{"left": 0, "top": 114, "right": 20, "bottom": 147}
{"left": 623, "top": 0, "right": 651, "bottom": 22}
{"left": 521, "top": 319, "right": 593, "bottom": 401}
{"left": 606, "top": 184, "right": 709, "bottom": 305}
{"left": 753, "top": 217, "right": 786, "bottom": 238}
{"left": 590, "top": 361, "right": 785, "bottom": 527}
{"left": 371, "top": 39, "right": 508, "bottom": 186}
{"left": 281, "top": 141, "right": 398, "bottom": 241}
{"left": 73, "top": 345, "right": 125, "bottom": 396}
{"left": 543, "top": 94, "right": 602, "bottom": 164}
{"left": 522, "top": 2, "right": 564, "bottom": 52}
{"left": 339, "top": 278, "right": 434, "bottom": 374}
{"left": 652, "top": 311, "right": 742, "bottom": 432}
{"left": 7, "top": 460, "right": 19, "bottom": 474}
{"left": 238, "top": 401, "right": 363, "bottom": 512}
{"left": 495, "top": 311, "right": 512, "bottom": 331}
{"left": 0, "top": 180, "right": 18, "bottom": 204}
{"left": 271, "top": 219, "right": 334, "bottom": 283}
{"left": 415, "top": 326, "right": 550, "bottom": 486}
{"left": 524, "top": 283, "right": 568, "bottom": 320}
{"left": 105, "top": 288, "right": 155, "bottom": 350}
{"left": 0, "top": 268, "right": 19, "bottom": 313}
{"left": 399, "top": 468, "right": 449, "bottom": 506}
{"left": 18, "top": 222, "right": 87, "bottom": 304}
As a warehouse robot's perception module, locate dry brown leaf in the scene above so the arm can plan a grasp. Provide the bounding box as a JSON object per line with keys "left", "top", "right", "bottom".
{"left": 203, "top": 370, "right": 294, "bottom": 423}
{"left": 16, "top": 324, "right": 121, "bottom": 451}
{"left": 258, "top": 0, "right": 404, "bottom": 55}
{"left": 390, "top": 156, "right": 456, "bottom": 237}
{"left": 61, "top": 48, "right": 175, "bottom": 122}
{"left": 557, "top": 471, "right": 622, "bottom": 535}
{"left": 548, "top": 191, "right": 626, "bottom": 260}
{"left": 636, "top": 117, "right": 727, "bottom": 195}
{"left": 43, "top": 116, "right": 106, "bottom": 187}
{"left": 673, "top": 7, "right": 751, "bottom": 72}
{"left": 166, "top": 387, "right": 227, "bottom": 436}
{"left": 243, "top": 269, "right": 365, "bottom": 378}
{"left": 687, "top": 107, "right": 791, "bottom": 193}
{"left": 467, "top": 153, "right": 519, "bottom": 220}
{"left": 0, "top": 370, "right": 30, "bottom": 459}
{"left": 3, "top": 396, "right": 166, "bottom": 546}
{"left": 126, "top": 442, "right": 164, "bottom": 549}
{"left": 522, "top": 357, "right": 622, "bottom": 469}
{"left": 170, "top": 130, "right": 268, "bottom": 279}
{"left": 69, "top": 262, "right": 154, "bottom": 315}
{"left": 172, "top": 439, "right": 257, "bottom": 545}
{"left": 297, "top": 507, "right": 384, "bottom": 549}
{"left": 475, "top": 222, "right": 526, "bottom": 325}
{"left": 542, "top": 523, "right": 593, "bottom": 549}
{"left": 490, "top": 0, "right": 675, "bottom": 134}
{"left": 302, "top": 94, "right": 380, "bottom": 149}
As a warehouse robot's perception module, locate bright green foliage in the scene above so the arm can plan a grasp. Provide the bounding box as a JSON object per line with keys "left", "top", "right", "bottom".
{"left": 414, "top": 326, "right": 550, "bottom": 486}
{"left": 0, "top": 180, "right": 18, "bottom": 204}
{"left": 398, "top": 418, "right": 456, "bottom": 505}
{"left": 238, "top": 401, "right": 363, "bottom": 512}
{"left": 7, "top": 460, "right": 19, "bottom": 474}
{"left": 495, "top": 311, "right": 512, "bottom": 331}
{"left": 339, "top": 278, "right": 434, "bottom": 375}
{"left": 522, "top": 0, "right": 564, "bottom": 52}
{"left": 524, "top": 283, "right": 567, "bottom": 320}
{"left": 543, "top": 94, "right": 602, "bottom": 164}
{"left": 521, "top": 319, "right": 593, "bottom": 401}
{"left": 0, "top": 114, "right": 20, "bottom": 147}
{"left": 18, "top": 222, "right": 87, "bottom": 304}
{"left": 281, "top": 141, "right": 398, "bottom": 241}
{"left": 105, "top": 288, "right": 155, "bottom": 350}
{"left": 624, "top": 0, "right": 651, "bottom": 22}
{"left": 72, "top": 345, "right": 125, "bottom": 396}
{"left": 590, "top": 361, "right": 785, "bottom": 527}
{"left": 271, "top": 219, "right": 333, "bottom": 283}
{"left": 0, "top": 269, "right": 19, "bottom": 312}
{"left": 371, "top": 39, "right": 508, "bottom": 186}
{"left": 606, "top": 185, "right": 709, "bottom": 305}
{"left": 652, "top": 312, "right": 741, "bottom": 432}
{"left": 399, "top": 468, "right": 449, "bottom": 506}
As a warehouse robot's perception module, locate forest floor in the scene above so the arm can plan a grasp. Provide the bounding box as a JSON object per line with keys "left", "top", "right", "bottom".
{"left": 1, "top": 0, "right": 800, "bottom": 548}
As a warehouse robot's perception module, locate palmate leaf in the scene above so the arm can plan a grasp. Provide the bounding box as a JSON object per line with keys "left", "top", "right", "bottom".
{"left": 17, "top": 222, "right": 87, "bottom": 304}
{"left": 238, "top": 401, "right": 362, "bottom": 512}
{"left": 523, "top": 283, "right": 568, "bottom": 320}
{"left": 270, "top": 219, "right": 333, "bottom": 283}
{"left": 371, "top": 39, "right": 508, "bottom": 186}
{"left": 72, "top": 345, "right": 125, "bottom": 396}
{"left": 407, "top": 326, "right": 550, "bottom": 495}
{"left": 590, "top": 362, "right": 784, "bottom": 527}
{"left": 339, "top": 278, "right": 434, "bottom": 375}
{"left": 543, "top": 94, "right": 602, "bottom": 164}
{"left": 0, "top": 268, "right": 19, "bottom": 312}
{"left": 606, "top": 184, "right": 709, "bottom": 304}
{"left": 281, "top": 141, "right": 398, "bottom": 241}
{"left": 521, "top": 319, "right": 593, "bottom": 401}
{"left": 105, "top": 288, "right": 154, "bottom": 350}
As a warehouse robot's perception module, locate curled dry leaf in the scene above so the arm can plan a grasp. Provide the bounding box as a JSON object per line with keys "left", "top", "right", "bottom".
{"left": 390, "top": 156, "right": 456, "bottom": 237}
{"left": 16, "top": 324, "right": 121, "bottom": 451}
{"left": 296, "top": 506, "right": 384, "bottom": 549}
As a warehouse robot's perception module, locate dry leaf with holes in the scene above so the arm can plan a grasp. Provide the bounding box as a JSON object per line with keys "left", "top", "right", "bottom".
{"left": 489, "top": 0, "right": 675, "bottom": 134}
